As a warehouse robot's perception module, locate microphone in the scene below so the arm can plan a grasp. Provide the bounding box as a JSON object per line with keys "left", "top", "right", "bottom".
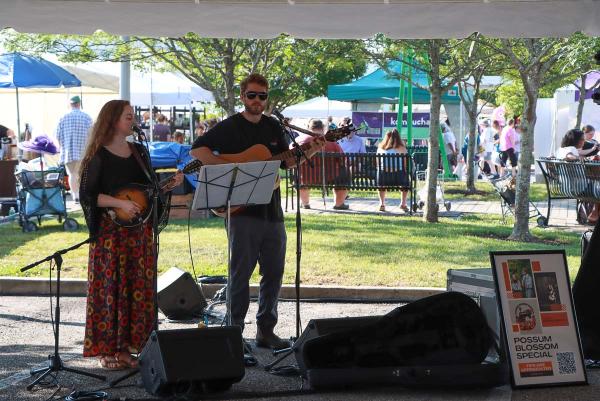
{"left": 271, "top": 109, "right": 285, "bottom": 121}
{"left": 131, "top": 125, "right": 146, "bottom": 141}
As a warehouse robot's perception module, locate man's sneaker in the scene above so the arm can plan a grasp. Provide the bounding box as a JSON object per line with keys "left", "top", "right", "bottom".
{"left": 333, "top": 203, "right": 349, "bottom": 210}
{"left": 255, "top": 328, "right": 290, "bottom": 350}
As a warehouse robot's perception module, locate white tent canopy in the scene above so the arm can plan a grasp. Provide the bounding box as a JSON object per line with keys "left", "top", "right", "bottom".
{"left": 1, "top": 1, "right": 599, "bottom": 39}
{"left": 282, "top": 97, "right": 351, "bottom": 119}
{"left": 130, "top": 71, "right": 214, "bottom": 106}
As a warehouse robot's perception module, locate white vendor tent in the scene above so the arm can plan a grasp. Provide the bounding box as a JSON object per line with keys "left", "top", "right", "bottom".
{"left": 282, "top": 97, "right": 351, "bottom": 119}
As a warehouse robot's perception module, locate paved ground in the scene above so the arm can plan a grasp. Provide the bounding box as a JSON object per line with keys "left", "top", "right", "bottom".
{"left": 1, "top": 186, "right": 595, "bottom": 400}
{"left": 1, "top": 296, "right": 600, "bottom": 401}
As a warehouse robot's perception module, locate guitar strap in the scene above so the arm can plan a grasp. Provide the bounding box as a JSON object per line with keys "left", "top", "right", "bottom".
{"left": 130, "top": 142, "right": 154, "bottom": 184}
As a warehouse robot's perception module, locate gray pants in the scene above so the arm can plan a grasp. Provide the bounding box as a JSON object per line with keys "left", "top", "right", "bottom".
{"left": 227, "top": 215, "right": 286, "bottom": 331}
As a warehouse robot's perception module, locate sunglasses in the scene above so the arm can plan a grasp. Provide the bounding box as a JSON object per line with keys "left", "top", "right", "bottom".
{"left": 245, "top": 91, "right": 268, "bottom": 101}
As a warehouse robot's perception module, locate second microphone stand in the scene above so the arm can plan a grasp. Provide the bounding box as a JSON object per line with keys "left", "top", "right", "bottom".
{"left": 265, "top": 115, "right": 314, "bottom": 371}
{"left": 22, "top": 238, "right": 106, "bottom": 390}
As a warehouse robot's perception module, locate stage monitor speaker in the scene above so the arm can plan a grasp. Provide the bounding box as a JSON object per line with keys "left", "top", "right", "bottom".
{"left": 293, "top": 315, "right": 381, "bottom": 375}
{"left": 139, "top": 327, "right": 245, "bottom": 396}
{"left": 157, "top": 267, "right": 207, "bottom": 320}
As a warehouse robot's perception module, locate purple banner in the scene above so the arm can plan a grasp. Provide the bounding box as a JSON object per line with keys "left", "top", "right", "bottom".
{"left": 352, "top": 112, "right": 431, "bottom": 138}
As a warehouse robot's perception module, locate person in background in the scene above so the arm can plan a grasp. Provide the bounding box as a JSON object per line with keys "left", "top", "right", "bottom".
{"left": 55, "top": 95, "right": 93, "bottom": 203}
{"left": 338, "top": 129, "right": 366, "bottom": 154}
{"left": 514, "top": 124, "right": 522, "bottom": 163}
{"left": 491, "top": 120, "right": 503, "bottom": 176}
{"left": 556, "top": 128, "right": 586, "bottom": 160}
{"left": 500, "top": 118, "right": 518, "bottom": 176}
{"left": 376, "top": 129, "right": 409, "bottom": 213}
{"left": 556, "top": 128, "right": 600, "bottom": 224}
{"left": 480, "top": 120, "right": 496, "bottom": 176}
{"left": 580, "top": 125, "right": 598, "bottom": 157}
{"left": 327, "top": 116, "right": 337, "bottom": 131}
{"left": 442, "top": 122, "right": 457, "bottom": 169}
{"left": 296, "top": 119, "right": 350, "bottom": 210}
{"left": 0, "top": 124, "right": 15, "bottom": 140}
{"left": 195, "top": 120, "right": 206, "bottom": 138}
{"left": 79, "top": 99, "right": 183, "bottom": 370}
{"left": 173, "top": 131, "right": 185, "bottom": 144}
{"left": 152, "top": 114, "right": 171, "bottom": 142}
{"left": 205, "top": 118, "right": 219, "bottom": 132}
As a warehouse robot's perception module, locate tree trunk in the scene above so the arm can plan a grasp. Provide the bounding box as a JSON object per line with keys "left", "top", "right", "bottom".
{"left": 575, "top": 73, "right": 587, "bottom": 130}
{"left": 509, "top": 77, "right": 538, "bottom": 241}
{"left": 465, "top": 104, "right": 478, "bottom": 193}
{"left": 425, "top": 86, "right": 442, "bottom": 223}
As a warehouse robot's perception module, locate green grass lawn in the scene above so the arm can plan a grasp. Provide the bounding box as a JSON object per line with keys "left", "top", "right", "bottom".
{"left": 0, "top": 210, "right": 581, "bottom": 288}
{"left": 292, "top": 179, "right": 548, "bottom": 203}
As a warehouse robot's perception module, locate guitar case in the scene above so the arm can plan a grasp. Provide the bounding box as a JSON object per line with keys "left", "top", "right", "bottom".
{"left": 573, "top": 220, "right": 600, "bottom": 360}
{"left": 301, "top": 292, "right": 508, "bottom": 389}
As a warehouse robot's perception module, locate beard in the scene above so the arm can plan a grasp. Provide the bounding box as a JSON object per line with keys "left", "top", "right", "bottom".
{"left": 244, "top": 102, "right": 265, "bottom": 116}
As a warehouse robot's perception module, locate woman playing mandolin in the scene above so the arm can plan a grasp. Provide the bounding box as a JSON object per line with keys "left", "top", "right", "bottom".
{"left": 79, "top": 100, "right": 183, "bottom": 370}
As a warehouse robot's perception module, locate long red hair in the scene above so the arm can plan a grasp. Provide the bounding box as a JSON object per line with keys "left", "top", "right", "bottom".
{"left": 79, "top": 100, "right": 131, "bottom": 184}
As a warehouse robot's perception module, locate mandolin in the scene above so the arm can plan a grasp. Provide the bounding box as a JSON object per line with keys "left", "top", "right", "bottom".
{"left": 209, "top": 124, "right": 357, "bottom": 217}
{"left": 108, "top": 159, "right": 202, "bottom": 227}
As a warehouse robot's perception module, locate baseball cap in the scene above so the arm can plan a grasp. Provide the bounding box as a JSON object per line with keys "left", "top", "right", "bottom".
{"left": 70, "top": 95, "right": 81, "bottom": 104}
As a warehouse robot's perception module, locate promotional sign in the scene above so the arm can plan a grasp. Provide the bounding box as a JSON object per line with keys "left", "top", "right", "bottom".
{"left": 351, "top": 112, "right": 430, "bottom": 139}
{"left": 490, "top": 250, "right": 587, "bottom": 388}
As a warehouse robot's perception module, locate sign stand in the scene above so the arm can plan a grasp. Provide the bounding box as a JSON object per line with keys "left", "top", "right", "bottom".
{"left": 490, "top": 250, "right": 587, "bottom": 388}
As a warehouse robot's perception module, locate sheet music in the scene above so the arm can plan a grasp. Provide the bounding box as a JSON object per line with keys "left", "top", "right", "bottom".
{"left": 191, "top": 160, "right": 281, "bottom": 210}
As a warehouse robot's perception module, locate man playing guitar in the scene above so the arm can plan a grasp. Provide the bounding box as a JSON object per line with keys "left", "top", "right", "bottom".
{"left": 190, "top": 73, "right": 324, "bottom": 350}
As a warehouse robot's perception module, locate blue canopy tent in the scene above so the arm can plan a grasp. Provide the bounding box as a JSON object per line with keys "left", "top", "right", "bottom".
{"left": 0, "top": 52, "right": 81, "bottom": 153}
{"left": 148, "top": 142, "right": 197, "bottom": 187}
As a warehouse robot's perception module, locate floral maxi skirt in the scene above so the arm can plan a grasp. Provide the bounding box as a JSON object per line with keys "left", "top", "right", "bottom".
{"left": 83, "top": 217, "right": 155, "bottom": 357}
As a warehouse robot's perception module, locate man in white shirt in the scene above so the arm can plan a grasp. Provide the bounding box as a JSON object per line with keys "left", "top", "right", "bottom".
{"left": 338, "top": 131, "right": 366, "bottom": 154}
{"left": 442, "top": 123, "right": 457, "bottom": 168}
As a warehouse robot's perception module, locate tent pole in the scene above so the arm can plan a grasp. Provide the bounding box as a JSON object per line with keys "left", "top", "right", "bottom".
{"left": 406, "top": 55, "right": 413, "bottom": 147}
{"left": 396, "top": 56, "right": 406, "bottom": 136}
{"left": 15, "top": 87, "right": 22, "bottom": 160}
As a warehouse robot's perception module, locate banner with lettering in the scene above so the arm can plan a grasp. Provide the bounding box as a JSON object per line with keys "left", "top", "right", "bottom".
{"left": 490, "top": 250, "right": 586, "bottom": 388}
{"left": 351, "top": 112, "right": 430, "bottom": 139}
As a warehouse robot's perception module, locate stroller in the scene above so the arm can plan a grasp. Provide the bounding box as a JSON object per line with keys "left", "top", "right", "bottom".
{"left": 488, "top": 173, "right": 547, "bottom": 227}
{"left": 15, "top": 165, "right": 79, "bottom": 232}
{"left": 414, "top": 170, "right": 452, "bottom": 212}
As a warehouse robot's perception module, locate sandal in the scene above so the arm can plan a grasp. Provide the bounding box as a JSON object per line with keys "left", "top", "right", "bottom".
{"left": 401, "top": 205, "right": 409, "bottom": 213}
{"left": 99, "top": 355, "right": 127, "bottom": 371}
{"left": 115, "top": 352, "right": 139, "bottom": 369}
{"left": 379, "top": 205, "right": 386, "bottom": 212}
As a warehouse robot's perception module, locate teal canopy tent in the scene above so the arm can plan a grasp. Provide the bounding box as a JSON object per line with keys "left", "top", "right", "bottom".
{"left": 327, "top": 61, "right": 460, "bottom": 104}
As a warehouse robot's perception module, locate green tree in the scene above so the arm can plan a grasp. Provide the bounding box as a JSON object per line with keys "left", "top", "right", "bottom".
{"left": 0, "top": 30, "right": 367, "bottom": 116}
{"left": 453, "top": 36, "right": 507, "bottom": 193}
{"left": 369, "top": 36, "right": 476, "bottom": 222}
{"left": 484, "top": 37, "right": 576, "bottom": 241}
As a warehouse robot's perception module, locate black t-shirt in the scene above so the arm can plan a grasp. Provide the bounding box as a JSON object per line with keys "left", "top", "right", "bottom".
{"left": 192, "top": 113, "right": 288, "bottom": 221}
{"left": 582, "top": 140, "right": 599, "bottom": 157}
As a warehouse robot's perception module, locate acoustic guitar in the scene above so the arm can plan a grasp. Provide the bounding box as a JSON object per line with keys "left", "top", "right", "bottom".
{"left": 210, "top": 124, "right": 357, "bottom": 217}
{"left": 108, "top": 159, "right": 202, "bottom": 227}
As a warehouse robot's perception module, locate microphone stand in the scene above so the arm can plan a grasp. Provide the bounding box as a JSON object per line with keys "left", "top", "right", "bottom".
{"left": 264, "top": 113, "right": 313, "bottom": 372}
{"left": 22, "top": 237, "right": 106, "bottom": 390}
{"left": 110, "top": 131, "right": 161, "bottom": 387}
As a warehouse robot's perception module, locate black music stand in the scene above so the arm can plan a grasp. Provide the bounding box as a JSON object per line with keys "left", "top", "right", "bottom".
{"left": 192, "top": 160, "right": 281, "bottom": 326}
{"left": 21, "top": 238, "right": 106, "bottom": 390}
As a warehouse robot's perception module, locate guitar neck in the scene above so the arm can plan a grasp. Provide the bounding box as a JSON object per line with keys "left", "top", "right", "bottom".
{"left": 270, "top": 143, "right": 313, "bottom": 162}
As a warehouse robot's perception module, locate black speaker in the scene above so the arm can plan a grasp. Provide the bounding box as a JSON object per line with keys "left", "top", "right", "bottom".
{"left": 157, "top": 267, "right": 207, "bottom": 320}
{"left": 139, "top": 327, "right": 245, "bottom": 395}
{"left": 293, "top": 315, "right": 381, "bottom": 375}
